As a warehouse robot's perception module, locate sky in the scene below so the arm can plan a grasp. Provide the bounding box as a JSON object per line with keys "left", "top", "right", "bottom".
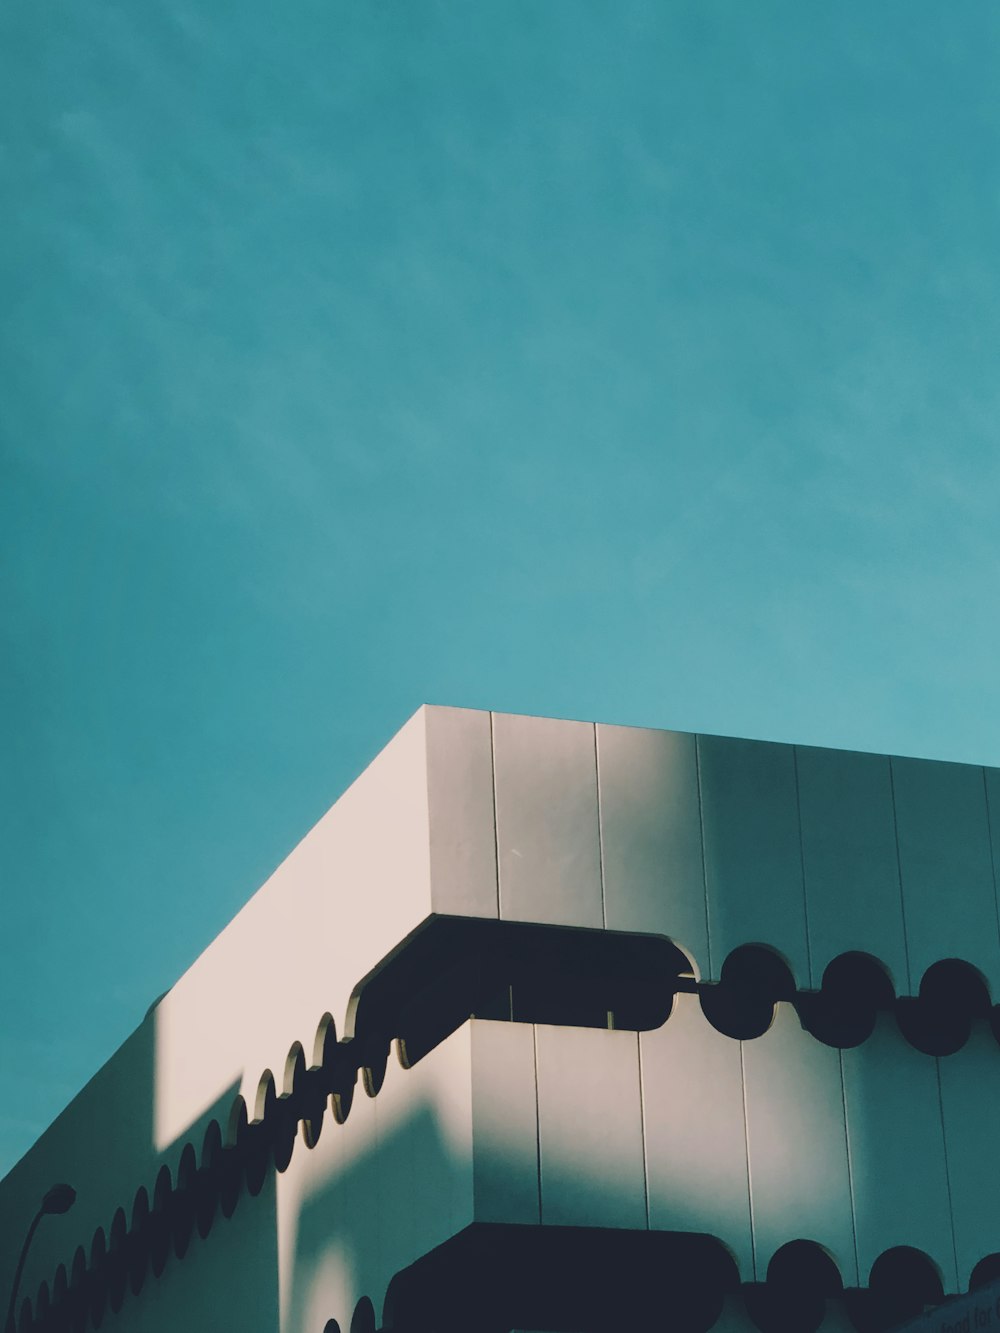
{"left": 3, "top": 1, "right": 1000, "bottom": 1175}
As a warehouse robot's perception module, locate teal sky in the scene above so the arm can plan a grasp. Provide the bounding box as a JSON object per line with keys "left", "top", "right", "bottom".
{"left": 3, "top": 2, "right": 1000, "bottom": 1173}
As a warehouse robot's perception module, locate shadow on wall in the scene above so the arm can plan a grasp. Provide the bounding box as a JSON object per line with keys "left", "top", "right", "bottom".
{"left": 288, "top": 1099, "right": 461, "bottom": 1333}
{"left": 12, "top": 918, "right": 1000, "bottom": 1332}
{"left": 0, "top": 999, "right": 273, "bottom": 1333}
{"left": 286, "top": 1087, "right": 742, "bottom": 1333}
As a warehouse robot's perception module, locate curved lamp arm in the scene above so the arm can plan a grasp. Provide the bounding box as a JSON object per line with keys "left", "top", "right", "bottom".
{"left": 4, "top": 1185, "right": 75, "bottom": 1333}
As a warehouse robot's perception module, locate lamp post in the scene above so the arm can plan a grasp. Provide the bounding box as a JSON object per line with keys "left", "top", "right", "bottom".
{"left": 4, "top": 1185, "right": 76, "bottom": 1333}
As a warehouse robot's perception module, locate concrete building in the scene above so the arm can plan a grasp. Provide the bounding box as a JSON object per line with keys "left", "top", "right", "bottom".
{"left": 4, "top": 706, "right": 1000, "bottom": 1332}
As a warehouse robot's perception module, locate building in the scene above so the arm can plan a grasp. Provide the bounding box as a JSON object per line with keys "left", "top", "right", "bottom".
{"left": 4, "top": 705, "right": 1000, "bottom": 1332}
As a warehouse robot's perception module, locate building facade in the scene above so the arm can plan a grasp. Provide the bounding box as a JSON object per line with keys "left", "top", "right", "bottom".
{"left": 4, "top": 706, "right": 1000, "bottom": 1332}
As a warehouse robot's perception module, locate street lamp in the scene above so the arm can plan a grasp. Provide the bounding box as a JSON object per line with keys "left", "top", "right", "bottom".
{"left": 4, "top": 1185, "right": 76, "bottom": 1333}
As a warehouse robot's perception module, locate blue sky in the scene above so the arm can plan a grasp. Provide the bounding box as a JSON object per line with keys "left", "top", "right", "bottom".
{"left": 3, "top": 1, "right": 1000, "bottom": 1173}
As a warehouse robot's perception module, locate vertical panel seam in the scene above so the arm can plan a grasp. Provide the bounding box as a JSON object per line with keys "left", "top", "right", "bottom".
{"left": 696, "top": 735, "right": 713, "bottom": 978}
{"left": 981, "top": 767, "right": 1000, "bottom": 962}
{"left": 793, "top": 747, "right": 814, "bottom": 989}
{"left": 489, "top": 712, "right": 502, "bottom": 919}
{"left": 839, "top": 1047, "right": 861, "bottom": 1287}
{"left": 936, "top": 1057, "right": 961, "bottom": 1294}
{"left": 637, "top": 1031, "right": 650, "bottom": 1230}
{"left": 888, "top": 758, "right": 913, "bottom": 994}
{"left": 739, "top": 1040, "right": 757, "bottom": 1282}
{"left": 593, "top": 724, "right": 607, "bottom": 930}
{"left": 531, "top": 1024, "right": 543, "bottom": 1225}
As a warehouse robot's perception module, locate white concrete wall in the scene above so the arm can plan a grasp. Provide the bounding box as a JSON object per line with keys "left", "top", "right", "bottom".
{"left": 6, "top": 1006, "right": 1000, "bottom": 1329}
{"left": 7, "top": 706, "right": 1000, "bottom": 1331}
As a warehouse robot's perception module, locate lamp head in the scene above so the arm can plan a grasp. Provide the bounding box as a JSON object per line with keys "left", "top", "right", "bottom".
{"left": 40, "top": 1184, "right": 75, "bottom": 1216}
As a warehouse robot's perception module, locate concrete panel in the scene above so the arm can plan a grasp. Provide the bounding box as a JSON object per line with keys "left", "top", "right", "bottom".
{"left": 796, "top": 746, "right": 907, "bottom": 991}
{"left": 279, "top": 1062, "right": 381, "bottom": 1333}
{"left": 425, "top": 705, "right": 499, "bottom": 920}
{"left": 156, "top": 706, "right": 436, "bottom": 1152}
{"left": 492, "top": 713, "right": 604, "bottom": 928}
{"left": 937, "top": 1023, "right": 1000, "bottom": 1290}
{"left": 373, "top": 1032, "right": 475, "bottom": 1287}
{"left": 742, "top": 1004, "right": 857, "bottom": 1283}
{"left": 471, "top": 1020, "right": 540, "bottom": 1225}
{"left": 535, "top": 1025, "right": 646, "bottom": 1230}
{"left": 892, "top": 757, "right": 1000, "bottom": 993}
{"left": 640, "top": 993, "right": 753, "bottom": 1279}
{"left": 278, "top": 1024, "right": 481, "bottom": 1333}
{"left": 842, "top": 1015, "right": 956, "bottom": 1290}
{"left": 597, "top": 724, "right": 708, "bottom": 970}
{"left": 698, "top": 735, "right": 808, "bottom": 981}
